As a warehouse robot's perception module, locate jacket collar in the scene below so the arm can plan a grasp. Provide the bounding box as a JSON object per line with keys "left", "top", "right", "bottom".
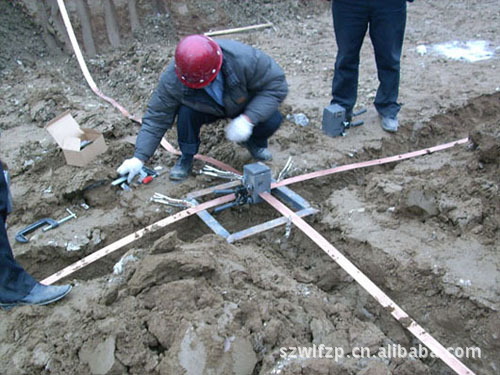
{"left": 220, "top": 59, "right": 240, "bottom": 88}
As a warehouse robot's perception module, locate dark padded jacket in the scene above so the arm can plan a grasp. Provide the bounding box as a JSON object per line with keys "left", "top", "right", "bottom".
{"left": 134, "top": 39, "right": 289, "bottom": 161}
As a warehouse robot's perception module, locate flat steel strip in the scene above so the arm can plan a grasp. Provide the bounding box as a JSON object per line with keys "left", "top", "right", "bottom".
{"left": 272, "top": 138, "right": 469, "bottom": 189}
{"left": 260, "top": 192, "right": 475, "bottom": 375}
{"left": 41, "top": 194, "right": 235, "bottom": 285}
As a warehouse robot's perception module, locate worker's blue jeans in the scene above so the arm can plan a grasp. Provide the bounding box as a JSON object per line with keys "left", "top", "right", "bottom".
{"left": 331, "top": 0, "right": 407, "bottom": 119}
{"left": 0, "top": 164, "right": 36, "bottom": 304}
{"left": 177, "top": 106, "right": 283, "bottom": 156}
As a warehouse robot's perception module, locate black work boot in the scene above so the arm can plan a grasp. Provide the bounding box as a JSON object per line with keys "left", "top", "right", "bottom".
{"left": 241, "top": 139, "right": 273, "bottom": 161}
{"left": 169, "top": 154, "right": 193, "bottom": 181}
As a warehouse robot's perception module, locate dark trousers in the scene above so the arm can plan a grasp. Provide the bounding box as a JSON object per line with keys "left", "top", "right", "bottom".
{"left": 331, "top": 0, "right": 407, "bottom": 119}
{"left": 177, "top": 106, "right": 283, "bottom": 155}
{"left": 0, "top": 164, "right": 36, "bottom": 303}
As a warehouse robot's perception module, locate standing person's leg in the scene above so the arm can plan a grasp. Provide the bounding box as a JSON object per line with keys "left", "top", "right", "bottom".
{"left": 330, "top": 0, "right": 370, "bottom": 120}
{"left": 0, "top": 215, "right": 37, "bottom": 304}
{"left": 0, "top": 164, "right": 37, "bottom": 304}
{"left": 0, "top": 164, "right": 71, "bottom": 309}
{"left": 171, "top": 105, "right": 221, "bottom": 180}
{"left": 369, "top": 0, "right": 407, "bottom": 131}
{"left": 242, "top": 110, "right": 282, "bottom": 161}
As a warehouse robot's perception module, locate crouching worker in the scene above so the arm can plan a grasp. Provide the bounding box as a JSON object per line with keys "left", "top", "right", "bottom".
{"left": 0, "top": 160, "right": 71, "bottom": 310}
{"left": 117, "top": 34, "right": 288, "bottom": 182}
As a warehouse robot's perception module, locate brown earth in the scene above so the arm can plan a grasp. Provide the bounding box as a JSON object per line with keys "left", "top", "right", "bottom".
{"left": 0, "top": 1, "right": 499, "bottom": 374}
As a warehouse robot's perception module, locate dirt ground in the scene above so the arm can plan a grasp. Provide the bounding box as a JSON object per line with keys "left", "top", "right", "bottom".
{"left": 0, "top": 0, "right": 499, "bottom": 374}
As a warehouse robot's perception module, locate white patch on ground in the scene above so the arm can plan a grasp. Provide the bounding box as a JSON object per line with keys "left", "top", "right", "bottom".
{"left": 416, "top": 45, "right": 428, "bottom": 56}
{"left": 432, "top": 40, "right": 495, "bottom": 62}
{"left": 113, "top": 254, "right": 137, "bottom": 274}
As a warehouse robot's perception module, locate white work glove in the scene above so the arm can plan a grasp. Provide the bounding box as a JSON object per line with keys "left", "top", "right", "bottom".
{"left": 117, "top": 157, "right": 144, "bottom": 184}
{"left": 225, "top": 114, "right": 253, "bottom": 143}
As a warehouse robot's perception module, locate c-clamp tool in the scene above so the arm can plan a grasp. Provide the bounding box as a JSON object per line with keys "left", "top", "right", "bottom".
{"left": 15, "top": 208, "right": 77, "bottom": 243}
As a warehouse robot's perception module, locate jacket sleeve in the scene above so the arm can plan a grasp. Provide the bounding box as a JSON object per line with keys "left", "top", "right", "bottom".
{"left": 243, "top": 49, "right": 288, "bottom": 125}
{"left": 134, "top": 65, "right": 180, "bottom": 161}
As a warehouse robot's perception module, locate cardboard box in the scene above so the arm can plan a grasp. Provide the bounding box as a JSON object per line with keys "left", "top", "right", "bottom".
{"left": 45, "top": 111, "right": 107, "bottom": 167}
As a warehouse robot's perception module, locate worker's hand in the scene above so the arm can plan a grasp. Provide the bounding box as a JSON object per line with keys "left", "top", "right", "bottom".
{"left": 225, "top": 114, "right": 253, "bottom": 143}
{"left": 117, "top": 157, "right": 144, "bottom": 184}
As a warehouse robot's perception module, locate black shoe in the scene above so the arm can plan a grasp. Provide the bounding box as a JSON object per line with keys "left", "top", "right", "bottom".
{"left": 169, "top": 154, "right": 193, "bottom": 181}
{"left": 0, "top": 283, "right": 72, "bottom": 310}
{"left": 241, "top": 139, "right": 273, "bottom": 161}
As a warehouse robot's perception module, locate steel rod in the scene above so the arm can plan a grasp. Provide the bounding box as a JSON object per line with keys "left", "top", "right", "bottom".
{"left": 204, "top": 23, "right": 273, "bottom": 37}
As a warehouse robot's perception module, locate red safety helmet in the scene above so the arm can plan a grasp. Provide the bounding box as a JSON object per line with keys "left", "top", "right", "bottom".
{"left": 174, "top": 35, "right": 223, "bottom": 89}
